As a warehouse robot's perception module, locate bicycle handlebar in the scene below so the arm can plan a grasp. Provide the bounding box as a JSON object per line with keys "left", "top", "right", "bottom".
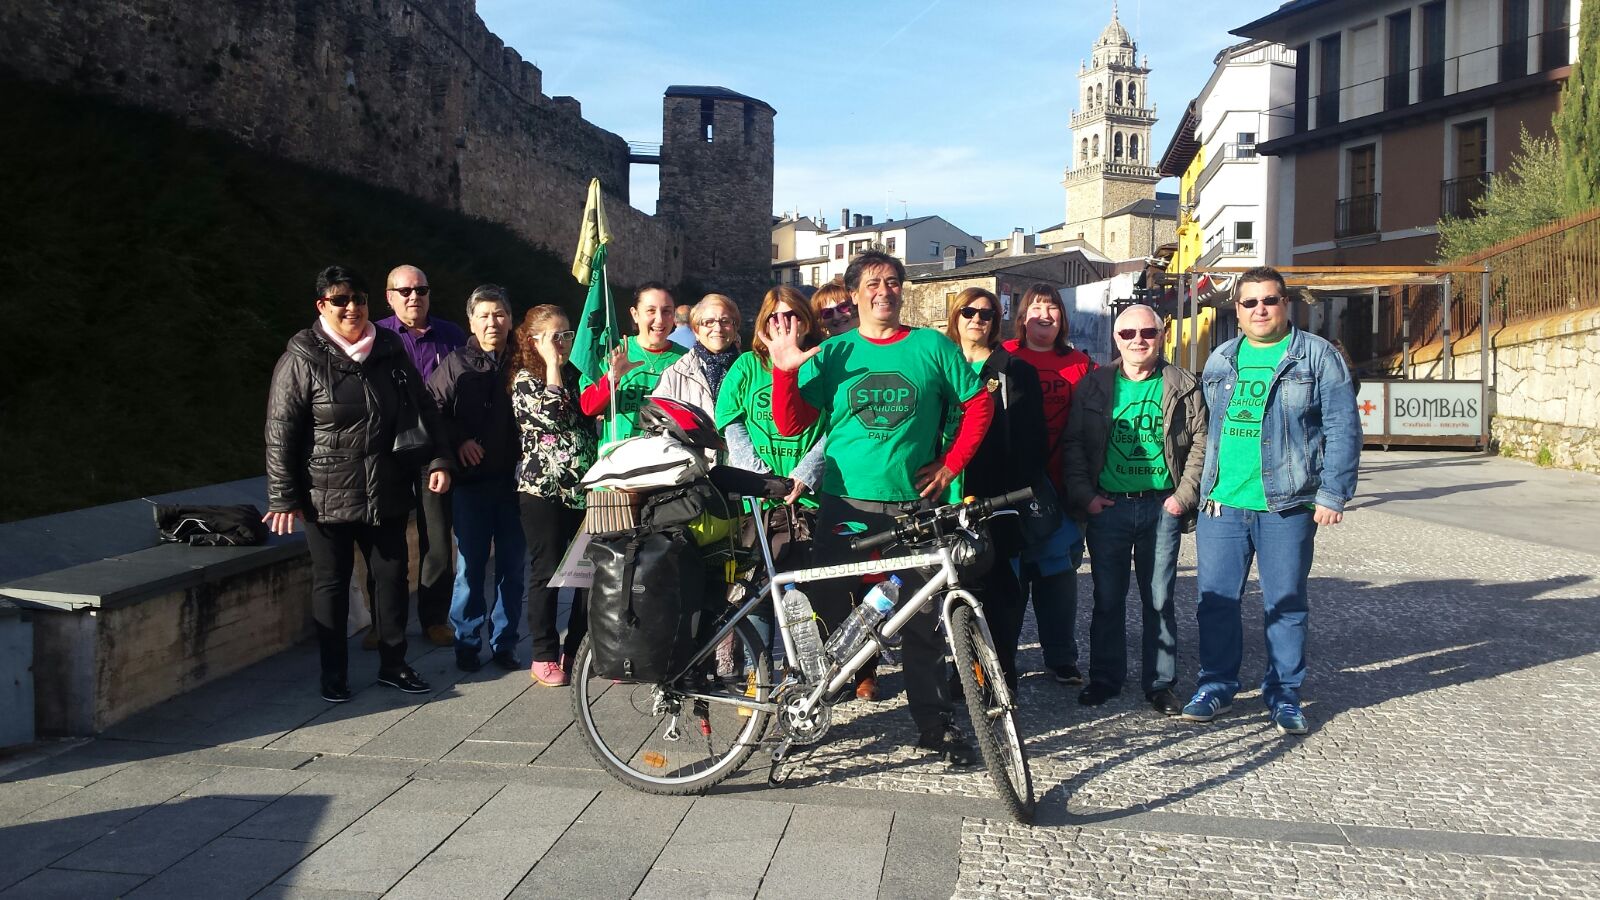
{"left": 847, "top": 487, "right": 1036, "bottom": 553}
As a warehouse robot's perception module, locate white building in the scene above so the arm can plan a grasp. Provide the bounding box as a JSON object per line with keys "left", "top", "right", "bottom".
{"left": 771, "top": 215, "right": 828, "bottom": 288}
{"left": 1180, "top": 40, "right": 1297, "bottom": 269}
{"left": 817, "top": 212, "right": 984, "bottom": 283}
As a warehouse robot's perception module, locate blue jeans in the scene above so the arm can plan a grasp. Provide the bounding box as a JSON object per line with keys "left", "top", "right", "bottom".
{"left": 1024, "top": 536, "right": 1083, "bottom": 670}
{"left": 450, "top": 477, "right": 527, "bottom": 654}
{"left": 1194, "top": 504, "right": 1317, "bottom": 709}
{"left": 1085, "top": 493, "right": 1182, "bottom": 695}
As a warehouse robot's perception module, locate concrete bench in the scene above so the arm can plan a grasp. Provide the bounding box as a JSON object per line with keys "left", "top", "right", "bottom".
{"left": 0, "top": 477, "right": 313, "bottom": 736}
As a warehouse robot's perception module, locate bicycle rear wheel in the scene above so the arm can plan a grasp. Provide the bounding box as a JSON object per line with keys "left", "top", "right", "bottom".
{"left": 949, "top": 602, "right": 1035, "bottom": 823}
{"left": 569, "top": 618, "right": 772, "bottom": 795}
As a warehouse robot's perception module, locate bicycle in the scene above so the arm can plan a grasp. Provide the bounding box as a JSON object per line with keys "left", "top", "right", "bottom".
{"left": 567, "top": 485, "right": 1038, "bottom": 824}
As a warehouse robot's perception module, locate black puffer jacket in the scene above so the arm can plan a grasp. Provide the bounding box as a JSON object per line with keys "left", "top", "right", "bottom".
{"left": 962, "top": 347, "right": 1049, "bottom": 557}
{"left": 265, "top": 325, "right": 452, "bottom": 524}
{"left": 426, "top": 338, "right": 518, "bottom": 485}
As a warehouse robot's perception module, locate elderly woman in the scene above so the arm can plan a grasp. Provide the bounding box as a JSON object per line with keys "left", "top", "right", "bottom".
{"left": 652, "top": 293, "right": 742, "bottom": 421}
{"left": 945, "top": 287, "right": 1048, "bottom": 689}
{"left": 810, "top": 278, "right": 857, "bottom": 338}
{"left": 428, "top": 285, "right": 525, "bottom": 674}
{"left": 1002, "top": 283, "right": 1097, "bottom": 687}
{"left": 509, "top": 304, "right": 598, "bottom": 686}
{"left": 264, "top": 265, "right": 451, "bottom": 703}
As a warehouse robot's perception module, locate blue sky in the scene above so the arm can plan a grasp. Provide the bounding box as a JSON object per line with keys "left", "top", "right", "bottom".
{"left": 479, "top": 0, "right": 1285, "bottom": 241}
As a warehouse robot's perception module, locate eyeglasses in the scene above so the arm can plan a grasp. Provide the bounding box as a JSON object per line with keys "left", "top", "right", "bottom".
{"left": 321, "top": 293, "right": 368, "bottom": 308}
{"left": 387, "top": 285, "right": 431, "bottom": 298}
{"left": 958, "top": 306, "right": 996, "bottom": 323}
{"left": 537, "top": 330, "right": 575, "bottom": 344}
{"left": 1237, "top": 294, "right": 1284, "bottom": 310}
{"left": 820, "top": 302, "right": 856, "bottom": 321}
{"left": 697, "top": 317, "right": 735, "bottom": 329}
{"left": 767, "top": 311, "right": 799, "bottom": 324}
{"left": 1117, "top": 327, "right": 1161, "bottom": 340}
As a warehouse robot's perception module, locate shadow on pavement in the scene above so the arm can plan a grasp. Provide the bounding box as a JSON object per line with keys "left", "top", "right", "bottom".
{"left": 1347, "top": 479, "right": 1524, "bottom": 510}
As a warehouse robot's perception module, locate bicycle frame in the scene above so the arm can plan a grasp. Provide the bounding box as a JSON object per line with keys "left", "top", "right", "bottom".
{"left": 672, "top": 496, "right": 1004, "bottom": 718}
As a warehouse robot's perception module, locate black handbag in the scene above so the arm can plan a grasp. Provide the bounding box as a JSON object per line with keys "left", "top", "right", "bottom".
{"left": 994, "top": 362, "right": 1065, "bottom": 554}
{"left": 390, "top": 367, "right": 434, "bottom": 465}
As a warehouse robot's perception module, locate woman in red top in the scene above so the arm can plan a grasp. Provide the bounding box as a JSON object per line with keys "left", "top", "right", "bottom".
{"left": 1001, "top": 283, "right": 1095, "bottom": 686}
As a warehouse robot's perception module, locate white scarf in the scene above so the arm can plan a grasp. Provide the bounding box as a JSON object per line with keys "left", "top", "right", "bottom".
{"left": 317, "top": 319, "right": 377, "bottom": 362}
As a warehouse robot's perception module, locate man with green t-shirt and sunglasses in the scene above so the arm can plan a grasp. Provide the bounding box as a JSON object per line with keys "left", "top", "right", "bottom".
{"left": 765, "top": 250, "right": 994, "bottom": 767}
{"left": 1063, "top": 304, "right": 1207, "bottom": 717}
{"left": 1183, "top": 266, "right": 1359, "bottom": 736}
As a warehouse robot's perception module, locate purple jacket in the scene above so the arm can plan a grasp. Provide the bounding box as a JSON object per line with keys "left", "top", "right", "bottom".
{"left": 374, "top": 314, "right": 467, "bottom": 382}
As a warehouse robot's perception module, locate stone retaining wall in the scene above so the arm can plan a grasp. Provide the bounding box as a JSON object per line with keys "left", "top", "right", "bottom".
{"left": 1387, "top": 307, "right": 1600, "bottom": 472}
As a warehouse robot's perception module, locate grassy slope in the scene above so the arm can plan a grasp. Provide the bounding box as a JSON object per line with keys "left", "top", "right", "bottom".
{"left": 0, "top": 77, "right": 585, "bottom": 521}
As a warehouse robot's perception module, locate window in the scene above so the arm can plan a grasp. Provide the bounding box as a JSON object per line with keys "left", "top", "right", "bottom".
{"left": 1233, "top": 221, "right": 1255, "bottom": 253}
{"left": 930, "top": 241, "right": 941, "bottom": 256}
{"left": 1293, "top": 43, "right": 1311, "bottom": 132}
{"left": 1337, "top": 144, "right": 1379, "bottom": 237}
{"left": 1128, "top": 83, "right": 1138, "bottom": 106}
{"left": 1092, "top": 134, "right": 1100, "bottom": 157}
{"left": 1316, "top": 33, "right": 1342, "bottom": 128}
{"left": 1541, "top": 0, "right": 1571, "bottom": 70}
{"left": 1080, "top": 138, "right": 1088, "bottom": 163}
{"left": 700, "top": 98, "right": 714, "bottom": 142}
{"left": 886, "top": 236, "right": 897, "bottom": 253}
{"left": 1113, "top": 132, "right": 1124, "bottom": 158}
{"left": 1387, "top": 11, "right": 1412, "bottom": 109}
{"left": 1502, "top": 0, "right": 1530, "bottom": 80}
{"left": 1421, "top": 2, "right": 1447, "bottom": 100}
{"left": 834, "top": 244, "right": 844, "bottom": 260}
{"left": 772, "top": 243, "right": 779, "bottom": 259}
{"left": 1444, "top": 120, "right": 1491, "bottom": 217}
{"left": 1114, "top": 80, "right": 1123, "bottom": 105}
{"left": 1095, "top": 83, "right": 1103, "bottom": 107}
{"left": 1130, "top": 134, "right": 1140, "bottom": 161}
{"left": 849, "top": 239, "right": 873, "bottom": 256}
{"left": 811, "top": 266, "right": 821, "bottom": 285}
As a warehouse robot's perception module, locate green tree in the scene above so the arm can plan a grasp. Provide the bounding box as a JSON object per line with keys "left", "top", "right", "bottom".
{"left": 1436, "top": 129, "right": 1569, "bottom": 260}
{"left": 1555, "top": 0, "right": 1600, "bottom": 209}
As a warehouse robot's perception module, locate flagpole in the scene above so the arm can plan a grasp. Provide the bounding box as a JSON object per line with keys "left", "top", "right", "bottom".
{"left": 602, "top": 269, "right": 618, "bottom": 439}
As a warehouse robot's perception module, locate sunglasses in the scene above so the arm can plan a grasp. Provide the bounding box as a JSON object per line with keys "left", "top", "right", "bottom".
{"left": 768, "top": 311, "right": 800, "bottom": 324}
{"left": 1237, "top": 294, "right": 1284, "bottom": 310}
{"left": 1117, "top": 327, "right": 1160, "bottom": 340}
{"left": 958, "top": 306, "right": 996, "bottom": 323}
{"left": 537, "top": 330, "right": 575, "bottom": 343}
{"left": 820, "top": 302, "right": 856, "bottom": 321}
{"left": 321, "top": 293, "right": 368, "bottom": 308}
{"left": 387, "top": 285, "right": 431, "bottom": 298}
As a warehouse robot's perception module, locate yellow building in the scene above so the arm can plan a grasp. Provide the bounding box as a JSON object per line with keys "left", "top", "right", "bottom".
{"left": 1156, "top": 102, "right": 1215, "bottom": 372}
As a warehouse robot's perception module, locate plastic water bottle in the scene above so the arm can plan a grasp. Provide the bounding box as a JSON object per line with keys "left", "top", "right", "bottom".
{"left": 779, "top": 584, "right": 829, "bottom": 683}
{"left": 825, "top": 575, "right": 902, "bottom": 664}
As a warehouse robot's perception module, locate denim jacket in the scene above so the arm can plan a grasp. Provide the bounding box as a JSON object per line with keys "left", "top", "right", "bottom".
{"left": 1199, "top": 327, "right": 1360, "bottom": 513}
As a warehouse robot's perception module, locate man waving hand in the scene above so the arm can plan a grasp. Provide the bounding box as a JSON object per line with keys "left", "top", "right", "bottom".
{"left": 765, "top": 250, "right": 993, "bottom": 765}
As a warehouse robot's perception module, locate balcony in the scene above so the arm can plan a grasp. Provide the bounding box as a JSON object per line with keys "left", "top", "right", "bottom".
{"left": 1335, "top": 193, "right": 1381, "bottom": 238}
{"left": 1440, "top": 172, "right": 1492, "bottom": 219}
{"left": 1065, "top": 160, "right": 1159, "bottom": 184}
{"left": 1197, "top": 239, "right": 1258, "bottom": 268}
{"left": 1194, "top": 142, "right": 1261, "bottom": 197}
{"left": 1070, "top": 104, "right": 1155, "bottom": 129}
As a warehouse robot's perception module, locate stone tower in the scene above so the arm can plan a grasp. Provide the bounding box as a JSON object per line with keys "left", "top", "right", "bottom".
{"left": 657, "top": 86, "right": 776, "bottom": 315}
{"left": 1062, "top": 3, "right": 1160, "bottom": 254}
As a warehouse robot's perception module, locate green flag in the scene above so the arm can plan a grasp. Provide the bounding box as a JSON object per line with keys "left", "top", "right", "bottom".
{"left": 570, "top": 178, "right": 613, "bottom": 390}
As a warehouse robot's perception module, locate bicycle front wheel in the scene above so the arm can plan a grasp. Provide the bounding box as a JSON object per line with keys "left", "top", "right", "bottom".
{"left": 569, "top": 618, "right": 772, "bottom": 795}
{"left": 949, "top": 602, "right": 1035, "bottom": 823}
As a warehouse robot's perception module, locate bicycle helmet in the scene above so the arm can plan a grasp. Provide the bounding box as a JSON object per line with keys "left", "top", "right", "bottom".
{"left": 640, "top": 397, "right": 727, "bottom": 452}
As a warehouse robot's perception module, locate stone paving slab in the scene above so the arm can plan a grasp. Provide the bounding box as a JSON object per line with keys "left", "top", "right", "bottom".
{"left": 273, "top": 806, "right": 468, "bottom": 893}
{"left": 54, "top": 795, "right": 265, "bottom": 875}
{"left": 227, "top": 773, "right": 405, "bottom": 845}
{"left": 651, "top": 795, "right": 793, "bottom": 885}
{"left": 878, "top": 811, "right": 963, "bottom": 900}
{"left": 758, "top": 803, "right": 893, "bottom": 900}
{"left": 508, "top": 790, "right": 693, "bottom": 899}
{"left": 124, "top": 835, "right": 311, "bottom": 900}
{"left": 0, "top": 866, "right": 148, "bottom": 899}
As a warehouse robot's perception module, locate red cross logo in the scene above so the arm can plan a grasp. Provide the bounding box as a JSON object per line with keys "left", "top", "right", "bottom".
{"left": 1359, "top": 400, "right": 1377, "bottom": 416}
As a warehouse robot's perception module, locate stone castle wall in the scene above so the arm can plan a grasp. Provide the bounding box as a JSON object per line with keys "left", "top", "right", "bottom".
{"left": 0, "top": 0, "right": 682, "bottom": 286}
{"left": 1394, "top": 308, "right": 1600, "bottom": 473}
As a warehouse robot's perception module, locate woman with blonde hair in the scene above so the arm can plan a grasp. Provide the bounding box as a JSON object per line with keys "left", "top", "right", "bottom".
{"left": 944, "top": 287, "right": 1048, "bottom": 688}
{"left": 810, "top": 278, "right": 857, "bottom": 337}
{"left": 652, "top": 293, "right": 743, "bottom": 422}
{"left": 509, "top": 304, "right": 598, "bottom": 686}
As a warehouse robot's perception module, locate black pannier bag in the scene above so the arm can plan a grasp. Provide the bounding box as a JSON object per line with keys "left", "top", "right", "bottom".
{"left": 585, "top": 525, "right": 706, "bottom": 683}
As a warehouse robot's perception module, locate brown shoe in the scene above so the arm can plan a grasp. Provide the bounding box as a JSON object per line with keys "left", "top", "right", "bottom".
{"left": 361, "top": 629, "right": 380, "bottom": 651}
{"left": 425, "top": 624, "right": 454, "bottom": 647}
{"left": 855, "top": 675, "right": 878, "bottom": 702}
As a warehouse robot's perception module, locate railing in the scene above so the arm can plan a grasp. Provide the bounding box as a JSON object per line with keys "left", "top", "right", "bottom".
{"left": 1070, "top": 105, "right": 1154, "bottom": 128}
{"left": 1335, "top": 193, "right": 1380, "bottom": 238}
{"left": 1458, "top": 206, "right": 1600, "bottom": 330}
{"left": 1194, "top": 142, "right": 1261, "bottom": 196}
{"left": 1197, "top": 240, "right": 1257, "bottom": 268}
{"left": 1291, "top": 27, "right": 1570, "bottom": 134}
{"left": 1440, "top": 172, "right": 1492, "bottom": 219}
{"left": 626, "top": 141, "right": 661, "bottom": 163}
{"left": 1067, "top": 161, "right": 1158, "bottom": 180}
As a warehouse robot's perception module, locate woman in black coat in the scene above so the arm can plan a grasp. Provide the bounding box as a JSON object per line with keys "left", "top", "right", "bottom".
{"left": 944, "top": 287, "right": 1049, "bottom": 689}
{"left": 264, "top": 265, "right": 453, "bottom": 702}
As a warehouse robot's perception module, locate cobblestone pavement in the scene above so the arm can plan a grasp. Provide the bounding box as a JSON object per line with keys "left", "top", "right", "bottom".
{"left": 2, "top": 451, "right": 1598, "bottom": 898}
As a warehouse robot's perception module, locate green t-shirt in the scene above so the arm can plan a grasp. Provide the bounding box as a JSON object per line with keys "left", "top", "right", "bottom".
{"left": 581, "top": 336, "right": 686, "bottom": 445}
{"left": 1209, "top": 333, "right": 1291, "bottom": 511}
{"left": 715, "top": 352, "right": 826, "bottom": 508}
{"left": 940, "top": 357, "right": 987, "bottom": 504}
{"left": 799, "top": 328, "right": 982, "bottom": 502}
{"left": 1099, "top": 370, "right": 1172, "bottom": 493}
